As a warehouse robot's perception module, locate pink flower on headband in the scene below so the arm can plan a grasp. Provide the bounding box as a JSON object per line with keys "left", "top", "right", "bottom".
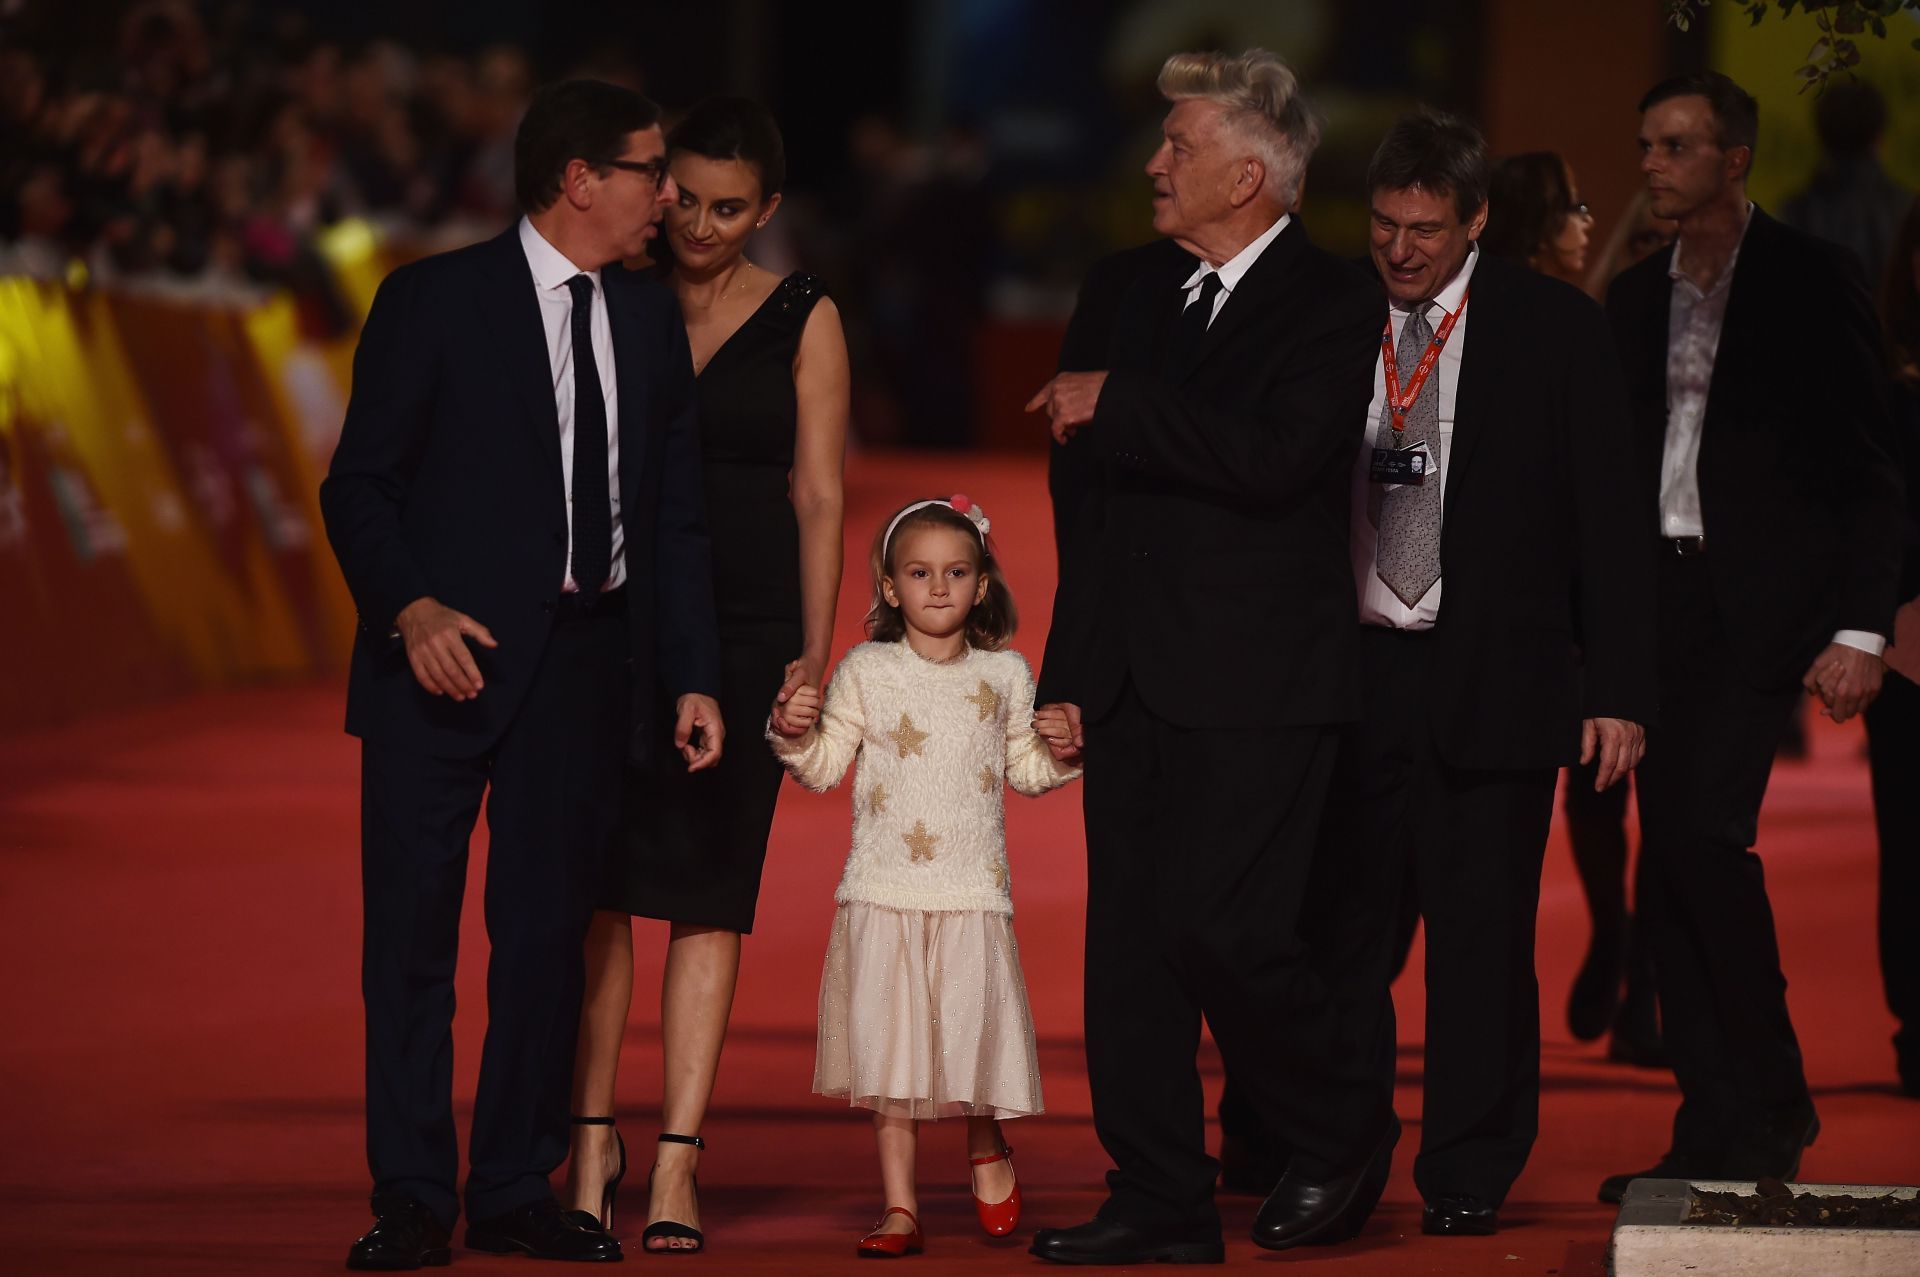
{"left": 950, "top": 494, "right": 990, "bottom": 538}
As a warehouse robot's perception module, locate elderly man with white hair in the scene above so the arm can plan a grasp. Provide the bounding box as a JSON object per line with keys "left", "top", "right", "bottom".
{"left": 1025, "top": 49, "right": 1394, "bottom": 1263}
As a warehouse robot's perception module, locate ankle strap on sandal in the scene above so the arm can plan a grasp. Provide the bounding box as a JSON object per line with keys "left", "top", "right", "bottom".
{"left": 878, "top": 1206, "right": 918, "bottom": 1227}
{"left": 658, "top": 1132, "right": 705, "bottom": 1149}
{"left": 570, "top": 1114, "right": 617, "bottom": 1126}
{"left": 968, "top": 1145, "right": 1013, "bottom": 1166}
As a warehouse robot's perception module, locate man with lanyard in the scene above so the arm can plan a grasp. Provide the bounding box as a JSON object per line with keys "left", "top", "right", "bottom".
{"left": 1317, "top": 107, "right": 1654, "bottom": 1237}
{"left": 1599, "top": 72, "right": 1902, "bottom": 1202}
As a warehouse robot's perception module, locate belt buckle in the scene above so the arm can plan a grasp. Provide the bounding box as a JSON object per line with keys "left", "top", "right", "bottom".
{"left": 1670, "top": 535, "right": 1705, "bottom": 557}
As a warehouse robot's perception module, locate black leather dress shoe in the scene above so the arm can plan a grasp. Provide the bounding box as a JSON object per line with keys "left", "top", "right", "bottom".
{"left": 1598, "top": 1151, "right": 1708, "bottom": 1204}
{"left": 347, "top": 1195, "right": 451, "bottom": 1271}
{"left": 1029, "top": 1217, "right": 1225, "bottom": 1265}
{"left": 1421, "top": 1194, "right": 1498, "bottom": 1236}
{"left": 465, "top": 1197, "right": 622, "bottom": 1262}
{"left": 1251, "top": 1116, "right": 1399, "bottom": 1251}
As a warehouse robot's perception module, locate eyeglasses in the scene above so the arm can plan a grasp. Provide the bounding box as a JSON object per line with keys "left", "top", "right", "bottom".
{"left": 604, "top": 157, "right": 670, "bottom": 187}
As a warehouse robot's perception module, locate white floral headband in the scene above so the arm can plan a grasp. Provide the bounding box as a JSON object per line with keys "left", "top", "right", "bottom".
{"left": 882, "top": 494, "right": 992, "bottom": 557}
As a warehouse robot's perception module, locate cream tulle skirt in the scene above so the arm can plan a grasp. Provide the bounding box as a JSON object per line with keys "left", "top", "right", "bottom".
{"left": 814, "top": 902, "right": 1044, "bottom": 1120}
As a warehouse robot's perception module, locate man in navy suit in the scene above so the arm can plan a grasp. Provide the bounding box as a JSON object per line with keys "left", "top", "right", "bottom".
{"left": 321, "top": 79, "right": 723, "bottom": 1268}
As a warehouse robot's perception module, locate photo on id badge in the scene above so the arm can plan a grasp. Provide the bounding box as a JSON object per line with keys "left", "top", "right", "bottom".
{"left": 1369, "top": 438, "right": 1433, "bottom": 487}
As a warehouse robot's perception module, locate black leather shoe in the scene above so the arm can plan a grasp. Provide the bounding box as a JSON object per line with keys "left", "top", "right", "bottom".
{"left": 1421, "top": 1194, "right": 1498, "bottom": 1236}
{"left": 1029, "top": 1217, "right": 1225, "bottom": 1265}
{"left": 1598, "top": 1151, "right": 1707, "bottom": 1204}
{"left": 465, "top": 1197, "right": 622, "bottom": 1262}
{"left": 347, "top": 1195, "right": 451, "bottom": 1271}
{"left": 1251, "top": 1116, "right": 1399, "bottom": 1251}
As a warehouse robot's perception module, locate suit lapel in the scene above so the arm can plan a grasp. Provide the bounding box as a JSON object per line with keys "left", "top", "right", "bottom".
{"left": 1704, "top": 207, "right": 1775, "bottom": 428}
{"left": 474, "top": 228, "right": 565, "bottom": 483}
{"left": 602, "top": 268, "right": 649, "bottom": 514}
{"left": 1168, "top": 218, "right": 1307, "bottom": 384}
{"left": 1444, "top": 255, "right": 1503, "bottom": 508}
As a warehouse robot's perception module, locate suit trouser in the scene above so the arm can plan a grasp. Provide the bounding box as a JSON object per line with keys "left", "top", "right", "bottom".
{"left": 1634, "top": 553, "right": 1809, "bottom": 1160}
{"left": 1865, "top": 669, "right": 1920, "bottom": 1066}
{"left": 1080, "top": 679, "right": 1392, "bottom": 1231}
{"left": 1338, "top": 627, "right": 1559, "bottom": 1206}
{"left": 360, "top": 609, "right": 629, "bottom": 1227}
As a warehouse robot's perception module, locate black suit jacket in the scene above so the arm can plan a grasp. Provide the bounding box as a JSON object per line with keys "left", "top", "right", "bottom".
{"left": 320, "top": 227, "right": 721, "bottom": 762}
{"left": 1606, "top": 206, "right": 1905, "bottom": 689}
{"left": 1414, "top": 254, "right": 1657, "bottom": 769}
{"left": 1047, "top": 239, "right": 1194, "bottom": 567}
{"left": 1038, "top": 219, "right": 1380, "bottom": 729}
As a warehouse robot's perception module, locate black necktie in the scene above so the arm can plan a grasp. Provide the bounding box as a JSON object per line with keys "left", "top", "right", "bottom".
{"left": 1169, "top": 271, "right": 1222, "bottom": 367}
{"left": 565, "top": 274, "right": 611, "bottom": 595}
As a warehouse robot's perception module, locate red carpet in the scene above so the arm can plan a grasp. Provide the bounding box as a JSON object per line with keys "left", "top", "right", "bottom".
{"left": 2, "top": 451, "right": 1915, "bottom": 1275}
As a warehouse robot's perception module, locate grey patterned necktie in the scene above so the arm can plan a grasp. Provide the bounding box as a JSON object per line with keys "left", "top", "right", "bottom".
{"left": 1373, "top": 305, "right": 1443, "bottom": 607}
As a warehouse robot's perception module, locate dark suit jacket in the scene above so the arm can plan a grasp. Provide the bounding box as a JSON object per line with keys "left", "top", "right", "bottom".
{"left": 1038, "top": 219, "right": 1380, "bottom": 729}
{"left": 1048, "top": 239, "right": 1194, "bottom": 568}
{"left": 1416, "top": 253, "right": 1657, "bottom": 769}
{"left": 1606, "top": 206, "right": 1905, "bottom": 689}
{"left": 320, "top": 227, "right": 721, "bottom": 762}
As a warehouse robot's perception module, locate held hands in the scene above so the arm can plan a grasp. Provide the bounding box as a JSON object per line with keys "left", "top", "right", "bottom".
{"left": 1024, "top": 371, "right": 1109, "bottom": 444}
{"left": 770, "top": 681, "right": 821, "bottom": 738}
{"left": 1803, "top": 641, "right": 1885, "bottom": 724}
{"left": 1580, "top": 717, "right": 1646, "bottom": 791}
{"left": 1033, "top": 702, "right": 1084, "bottom": 764}
{"left": 396, "top": 597, "right": 498, "bottom": 701}
{"left": 675, "top": 693, "right": 725, "bottom": 771}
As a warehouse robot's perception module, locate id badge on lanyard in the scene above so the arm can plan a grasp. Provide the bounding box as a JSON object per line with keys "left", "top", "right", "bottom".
{"left": 1368, "top": 292, "right": 1465, "bottom": 487}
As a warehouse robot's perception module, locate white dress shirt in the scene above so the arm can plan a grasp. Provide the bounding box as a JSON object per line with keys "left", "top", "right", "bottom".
{"left": 1351, "top": 246, "right": 1478, "bottom": 630}
{"left": 519, "top": 216, "right": 625, "bottom": 592}
{"left": 1660, "top": 208, "right": 1883, "bottom": 656}
{"left": 1179, "top": 212, "right": 1292, "bottom": 325}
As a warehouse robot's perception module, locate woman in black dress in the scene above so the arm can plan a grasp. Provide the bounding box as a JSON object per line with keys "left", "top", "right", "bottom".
{"left": 566, "top": 97, "right": 848, "bottom": 1252}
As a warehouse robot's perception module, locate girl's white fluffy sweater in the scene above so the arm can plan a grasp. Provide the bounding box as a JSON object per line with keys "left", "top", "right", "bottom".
{"left": 767, "top": 640, "right": 1080, "bottom": 916}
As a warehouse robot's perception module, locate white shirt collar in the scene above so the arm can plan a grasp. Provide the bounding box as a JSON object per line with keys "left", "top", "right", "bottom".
{"left": 519, "top": 215, "right": 601, "bottom": 293}
{"left": 1393, "top": 244, "right": 1478, "bottom": 320}
{"left": 1667, "top": 201, "right": 1754, "bottom": 292}
{"left": 1180, "top": 212, "right": 1292, "bottom": 294}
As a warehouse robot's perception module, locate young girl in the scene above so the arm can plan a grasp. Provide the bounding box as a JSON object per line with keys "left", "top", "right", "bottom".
{"left": 767, "top": 495, "right": 1081, "bottom": 1258}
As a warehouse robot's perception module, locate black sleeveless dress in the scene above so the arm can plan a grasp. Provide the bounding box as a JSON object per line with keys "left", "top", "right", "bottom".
{"left": 605, "top": 271, "right": 827, "bottom": 933}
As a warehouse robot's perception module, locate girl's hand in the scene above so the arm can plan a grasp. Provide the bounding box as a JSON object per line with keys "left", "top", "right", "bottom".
{"left": 1033, "top": 702, "right": 1083, "bottom": 764}
{"left": 771, "top": 684, "right": 821, "bottom": 737}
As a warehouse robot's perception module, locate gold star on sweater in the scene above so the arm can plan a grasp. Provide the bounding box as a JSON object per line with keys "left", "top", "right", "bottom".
{"left": 887, "top": 712, "right": 930, "bottom": 758}
{"left": 964, "top": 679, "right": 1002, "bottom": 722}
{"left": 979, "top": 767, "right": 997, "bottom": 794}
{"left": 991, "top": 861, "right": 1008, "bottom": 890}
{"left": 903, "top": 820, "right": 940, "bottom": 862}
{"left": 869, "top": 784, "right": 889, "bottom": 815}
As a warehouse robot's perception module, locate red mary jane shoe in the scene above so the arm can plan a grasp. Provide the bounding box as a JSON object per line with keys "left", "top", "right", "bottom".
{"left": 970, "top": 1146, "right": 1022, "bottom": 1237}
{"left": 857, "top": 1206, "right": 923, "bottom": 1258}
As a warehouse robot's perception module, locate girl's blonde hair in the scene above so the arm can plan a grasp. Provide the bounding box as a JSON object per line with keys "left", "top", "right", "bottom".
{"left": 865, "top": 498, "right": 1017, "bottom": 650}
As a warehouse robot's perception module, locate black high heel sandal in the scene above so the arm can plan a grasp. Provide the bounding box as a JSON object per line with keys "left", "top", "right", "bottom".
{"left": 641, "top": 1133, "right": 706, "bottom": 1255}
{"left": 570, "top": 1114, "right": 627, "bottom": 1232}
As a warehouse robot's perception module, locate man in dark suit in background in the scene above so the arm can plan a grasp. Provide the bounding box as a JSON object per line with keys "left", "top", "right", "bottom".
{"left": 1325, "top": 109, "right": 1656, "bottom": 1238}
{"left": 321, "top": 79, "right": 723, "bottom": 1268}
{"left": 1599, "top": 72, "right": 1904, "bottom": 1202}
{"left": 1025, "top": 48, "right": 1390, "bottom": 1264}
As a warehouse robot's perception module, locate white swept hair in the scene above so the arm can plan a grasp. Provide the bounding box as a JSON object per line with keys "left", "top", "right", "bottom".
{"left": 1157, "top": 48, "right": 1322, "bottom": 207}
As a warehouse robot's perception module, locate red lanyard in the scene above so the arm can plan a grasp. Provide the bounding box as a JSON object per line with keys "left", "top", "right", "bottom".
{"left": 1381, "top": 289, "right": 1468, "bottom": 433}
